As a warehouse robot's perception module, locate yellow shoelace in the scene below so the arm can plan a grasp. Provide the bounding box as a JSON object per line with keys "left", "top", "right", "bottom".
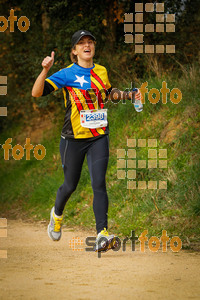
{"left": 53, "top": 214, "right": 63, "bottom": 232}
{"left": 100, "top": 228, "right": 109, "bottom": 236}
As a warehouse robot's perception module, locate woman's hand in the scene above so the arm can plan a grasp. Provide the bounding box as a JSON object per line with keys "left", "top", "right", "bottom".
{"left": 129, "top": 89, "right": 143, "bottom": 103}
{"left": 32, "top": 51, "right": 55, "bottom": 97}
{"left": 42, "top": 51, "right": 55, "bottom": 72}
{"left": 135, "top": 89, "right": 143, "bottom": 102}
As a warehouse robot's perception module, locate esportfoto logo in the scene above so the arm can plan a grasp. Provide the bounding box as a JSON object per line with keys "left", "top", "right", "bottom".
{"left": 69, "top": 229, "right": 182, "bottom": 258}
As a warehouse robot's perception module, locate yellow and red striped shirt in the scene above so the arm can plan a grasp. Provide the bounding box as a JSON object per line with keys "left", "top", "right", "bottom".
{"left": 45, "top": 63, "right": 111, "bottom": 139}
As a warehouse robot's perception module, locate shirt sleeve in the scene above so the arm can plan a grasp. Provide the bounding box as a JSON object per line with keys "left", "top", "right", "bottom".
{"left": 42, "top": 80, "right": 54, "bottom": 96}
{"left": 45, "top": 69, "right": 67, "bottom": 91}
{"left": 105, "top": 69, "right": 112, "bottom": 90}
{"left": 106, "top": 86, "right": 112, "bottom": 96}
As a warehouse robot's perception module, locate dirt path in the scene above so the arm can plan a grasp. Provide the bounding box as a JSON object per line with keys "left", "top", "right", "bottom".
{"left": 0, "top": 220, "right": 199, "bottom": 300}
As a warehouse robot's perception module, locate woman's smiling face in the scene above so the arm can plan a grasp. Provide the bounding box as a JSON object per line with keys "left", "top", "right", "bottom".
{"left": 72, "top": 36, "right": 95, "bottom": 62}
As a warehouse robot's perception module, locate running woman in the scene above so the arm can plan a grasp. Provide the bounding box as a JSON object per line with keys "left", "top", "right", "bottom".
{"left": 32, "top": 30, "right": 142, "bottom": 252}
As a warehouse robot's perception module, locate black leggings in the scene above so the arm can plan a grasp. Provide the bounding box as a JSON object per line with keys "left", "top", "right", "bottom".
{"left": 55, "top": 135, "right": 109, "bottom": 234}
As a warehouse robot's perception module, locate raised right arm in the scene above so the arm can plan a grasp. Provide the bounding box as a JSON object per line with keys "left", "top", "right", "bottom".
{"left": 31, "top": 51, "right": 55, "bottom": 97}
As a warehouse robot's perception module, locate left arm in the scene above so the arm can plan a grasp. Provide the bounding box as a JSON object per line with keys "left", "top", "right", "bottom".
{"left": 107, "top": 89, "right": 142, "bottom": 102}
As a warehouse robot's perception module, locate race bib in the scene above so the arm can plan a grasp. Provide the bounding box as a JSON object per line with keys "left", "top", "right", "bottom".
{"left": 80, "top": 109, "right": 107, "bottom": 129}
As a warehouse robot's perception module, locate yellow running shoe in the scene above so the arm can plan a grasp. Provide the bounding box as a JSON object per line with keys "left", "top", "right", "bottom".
{"left": 94, "top": 228, "right": 117, "bottom": 252}
{"left": 47, "top": 207, "right": 63, "bottom": 241}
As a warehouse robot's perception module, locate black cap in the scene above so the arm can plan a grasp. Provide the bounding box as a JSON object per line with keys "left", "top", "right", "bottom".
{"left": 71, "top": 30, "right": 96, "bottom": 47}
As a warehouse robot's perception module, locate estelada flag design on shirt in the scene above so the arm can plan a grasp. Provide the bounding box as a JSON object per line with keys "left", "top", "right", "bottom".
{"left": 45, "top": 63, "right": 111, "bottom": 139}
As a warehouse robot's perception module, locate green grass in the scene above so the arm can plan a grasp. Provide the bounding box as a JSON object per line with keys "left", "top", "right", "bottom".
{"left": 0, "top": 72, "right": 199, "bottom": 247}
